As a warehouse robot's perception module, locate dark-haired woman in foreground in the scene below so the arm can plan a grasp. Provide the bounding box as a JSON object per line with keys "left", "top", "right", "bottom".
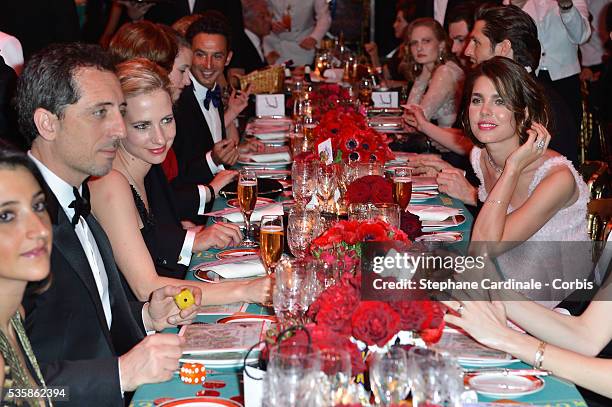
{"left": 0, "top": 147, "right": 52, "bottom": 406}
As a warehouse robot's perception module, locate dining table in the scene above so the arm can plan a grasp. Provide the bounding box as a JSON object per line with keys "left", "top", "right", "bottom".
{"left": 128, "top": 185, "right": 588, "bottom": 407}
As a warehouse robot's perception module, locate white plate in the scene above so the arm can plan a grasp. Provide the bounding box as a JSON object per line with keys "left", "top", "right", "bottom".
{"left": 238, "top": 159, "right": 292, "bottom": 166}
{"left": 466, "top": 373, "right": 545, "bottom": 398}
{"left": 159, "top": 396, "right": 243, "bottom": 406}
{"left": 180, "top": 351, "right": 259, "bottom": 367}
{"left": 458, "top": 357, "right": 520, "bottom": 367}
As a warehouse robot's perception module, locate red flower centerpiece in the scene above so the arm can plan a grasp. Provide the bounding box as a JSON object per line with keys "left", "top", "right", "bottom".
{"left": 313, "top": 107, "right": 395, "bottom": 164}
{"left": 307, "top": 219, "right": 445, "bottom": 354}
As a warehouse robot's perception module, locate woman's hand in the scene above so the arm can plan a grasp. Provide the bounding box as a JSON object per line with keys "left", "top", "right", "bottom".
{"left": 505, "top": 122, "right": 551, "bottom": 173}
{"left": 193, "top": 223, "right": 242, "bottom": 252}
{"left": 209, "top": 170, "right": 238, "bottom": 197}
{"left": 437, "top": 168, "right": 478, "bottom": 206}
{"left": 403, "top": 104, "right": 428, "bottom": 132}
{"left": 442, "top": 300, "right": 512, "bottom": 350}
{"left": 242, "top": 276, "right": 274, "bottom": 305}
{"left": 238, "top": 139, "right": 266, "bottom": 154}
{"left": 226, "top": 86, "right": 251, "bottom": 122}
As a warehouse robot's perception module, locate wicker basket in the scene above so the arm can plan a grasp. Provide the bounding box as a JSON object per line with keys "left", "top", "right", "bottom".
{"left": 239, "top": 66, "right": 285, "bottom": 94}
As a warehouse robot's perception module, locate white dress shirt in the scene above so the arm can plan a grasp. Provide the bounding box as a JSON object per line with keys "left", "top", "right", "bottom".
{"left": 511, "top": 0, "right": 591, "bottom": 80}
{"left": 29, "top": 152, "right": 113, "bottom": 329}
{"left": 188, "top": 0, "right": 196, "bottom": 13}
{"left": 434, "top": 0, "right": 449, "bottom": 25}
{"left": 0, "top": 31, "right": 24, "bottom": 75}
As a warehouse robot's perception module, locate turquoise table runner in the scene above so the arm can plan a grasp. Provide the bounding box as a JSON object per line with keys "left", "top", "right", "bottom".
{"left": 131, "top": 194, "right": 585, "bottom": 406}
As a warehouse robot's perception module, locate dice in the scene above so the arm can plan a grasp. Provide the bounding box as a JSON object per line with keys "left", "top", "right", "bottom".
{"left": 174, "top": 288, "right": 195, "bottom": 310}
{"left": 179, "top": 363, "right": 206, "bottom": 385}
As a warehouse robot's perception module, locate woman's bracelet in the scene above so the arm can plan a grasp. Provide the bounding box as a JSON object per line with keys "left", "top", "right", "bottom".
{"left": 534, "top": 340, "right": 547, "bottom": 369}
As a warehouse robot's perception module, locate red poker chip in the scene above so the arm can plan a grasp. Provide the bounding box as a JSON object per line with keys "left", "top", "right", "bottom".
{"left": 195, "top": 390, "right": 221, "bottom": 397}
{"left": 230, "top": 395, "right": 244, "bottom": 405}
{"left": 153, "top": 397, "right": 173, "bottom": 405}
{"left": 203, "top": 380, "right": 226, "bottom": 389}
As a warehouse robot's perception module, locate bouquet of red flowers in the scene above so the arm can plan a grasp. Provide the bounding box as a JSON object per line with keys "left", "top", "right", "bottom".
{"left": 308, "top": 84, "right": 352, "bottom": 119}
{"left": 313, "top": 107, "right": 395, "bottom": 164}
{"left": 307, "top": 219, "right": 445, "bottom": 353}
{"left": 345, "top": 175, "right": 393, "bottom": 204}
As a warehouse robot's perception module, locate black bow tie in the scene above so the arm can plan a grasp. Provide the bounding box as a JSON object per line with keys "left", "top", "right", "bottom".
{"left": 68, "top": 184, "right": 91, "bottom": 227}
{"left": 203, "top": 86, "right": 221, "bottom": 110}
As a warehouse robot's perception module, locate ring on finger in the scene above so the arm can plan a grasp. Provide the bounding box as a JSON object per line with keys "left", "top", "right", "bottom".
{"left": 456, "top": 304, "right": 465, "bottom": 316}
{"left": 536, "top": 140, "right": 545, "bottom": 150}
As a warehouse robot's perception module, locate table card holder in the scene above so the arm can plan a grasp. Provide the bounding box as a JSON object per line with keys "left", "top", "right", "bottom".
{"left": 372, "top": 91, "right": 399, "bottom": 108}
{"left": 256, "top": 94, "right": 285, "bottom": 117}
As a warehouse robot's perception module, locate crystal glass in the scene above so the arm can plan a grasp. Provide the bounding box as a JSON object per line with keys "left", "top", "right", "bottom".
{"left": 260, "top": 215, "right": 284, "bottom": 274}
{"left": 369, "top": 347, "right": 410, "bottom": 406}
{"left": 316, "top": 164, "right": 337, "bottom": 212}
{"left": 265, "top": 343, "right": 321, "bottom": 407}
{"left": 392, "top": 166, "right": 412, "bottom": 210}
{"left": 318, "top": 349, "right": 352, "bottom": 406}
{"left": 291, "top": 160, "right": 318, "bottom": 206}
{"left": 408, "top": 348, "right": 465, "bottom": 407}
{"left": 347, "top": 203, "right": 371, "bottom": 222}
{"left": 273, "top": 257, "right": 313, "bottom": 327}
{"left": 238, "top": 168, "right": 258, "bottom": 247}
{"left": 302, "top": 115, "right": 318, "bottom": 143}
{"left": 287, "top": 207, "right": 322, "bottom": 258}
{"left": 372, "top": 203, "right": 401, "bottom": 228}
{"left": 306, "top": 258, "right": 342, "bottom": 301}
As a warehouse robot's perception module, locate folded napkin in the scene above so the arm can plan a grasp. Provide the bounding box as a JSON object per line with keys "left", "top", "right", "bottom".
{"left": 255, "top": 132, "right": 288, "bottom": 141}
{"left": 207, "top": 259, "right": 266, "bottom": 279}
{"left": 253, "top": 118, "right": 292, "bottom": 126}
{"left": 412, "top": 176, "right": 438, "bottom": 190}
{"left": 247, "top": 151, "right": 291, "bottom": 163}
{"left": 323, "top": 68, "right": 343, "bottom": 82}
{"left": 407, "top": 205, "right": 461, "bottom": 221}
{"left": 221, "top": 203, "right": 284, "bottom": 223}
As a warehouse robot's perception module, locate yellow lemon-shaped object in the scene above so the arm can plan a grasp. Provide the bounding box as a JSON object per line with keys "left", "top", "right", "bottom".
{"left": 174, "top": 289, "right": 195, "bottom": 310}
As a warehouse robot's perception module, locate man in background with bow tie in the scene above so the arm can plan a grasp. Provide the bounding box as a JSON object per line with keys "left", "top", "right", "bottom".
{"left": 17, "top": 42, "right": 201, "bottom": 406}
{"left": 172, "top": 12, "right": 253, "bottom": 188}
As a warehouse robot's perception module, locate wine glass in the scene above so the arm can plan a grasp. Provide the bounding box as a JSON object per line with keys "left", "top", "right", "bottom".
{"left": 302, "top": 115, "right": 318, "bottom": 144}
{"left": 319, "top": 349, "right": 352, "bottom": 406}
{"left": 273, "top": 257, "right": 313, "bottom": 327}
{"left": 372, "top": 203, "right": 401, "bottom": 228}
{"left": 238, "top": 168, "right": 258, "bottom": 247}
{"left": 260, "top": 214, "right": 284, "bottom": 275}
{"left": 392, "top": 166, "right": 412, "bottom": 211}
{"left": 369, "top": 347, "right": 410, "bottom": 406}
{"left": 287, "top": 207, "right": 322, "bottom": 258}
{"left": 408, "top": 348, "right": 465, "bottom": 407}
{"left": 291, "top": 160, "right": 318, "bottom": 207}
{"left": 316, "top": 164, "right": 337, "bottom": 212}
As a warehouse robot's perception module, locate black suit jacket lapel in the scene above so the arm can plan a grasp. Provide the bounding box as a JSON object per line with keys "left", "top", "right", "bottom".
{"left": 44, "top": 184, "right": 115, "bottom": 350}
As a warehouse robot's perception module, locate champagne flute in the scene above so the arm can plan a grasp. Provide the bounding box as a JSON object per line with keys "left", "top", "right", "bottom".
{"left": 238, "top": 168, "right": 258, "bottom": 247}
{"left": 260, "top": 215, "right": 284, "bottom": 275}
{"left": 359, "top": 77, "right": 373, "bottom": 107}
{"left": 392, "top": 166, "right": 412, "bottom": 211}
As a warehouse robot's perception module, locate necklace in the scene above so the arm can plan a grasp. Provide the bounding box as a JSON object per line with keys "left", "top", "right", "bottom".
{"left": 118, "top": 149, "right": 147, "bottom": 202}
{"left": 486, "top": 152, "right": 503, "bottom": 174}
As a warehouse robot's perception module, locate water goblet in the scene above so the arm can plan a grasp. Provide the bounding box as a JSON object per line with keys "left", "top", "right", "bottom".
{"left": 369, "top": 347, "right": 410, "bottom": 406}
{"left": 291, "top": 160, "right": 318, "bottom": 206}
{"left": 287, "top": 207, "right": 322, "bottom": 258}
{"left": 316, "top": 164, "right": 337, "bottom": 212}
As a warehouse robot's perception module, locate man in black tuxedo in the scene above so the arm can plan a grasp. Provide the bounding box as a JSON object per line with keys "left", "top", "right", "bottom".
{"left": 16, "top": 43, "right": 201, "bottom": 406}
{"left": 230, "top": 0, "right": 271, "bottom": 75}
{"left": 412, "top": 0, "right": 466, "bottom": 26}
{"left": 172, "top": 13, "right": 242, "bottom": 187}
{"left": 145, "top": 0, "right": 244, "bottom": 33}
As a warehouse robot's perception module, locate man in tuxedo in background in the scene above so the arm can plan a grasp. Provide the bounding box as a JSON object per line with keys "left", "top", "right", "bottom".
{"left": 16, "top": 43, "right": 201, "bottom": 406}
{"left": 412, "top": 0, "right": 468, "bottom": 26}
{"left": 229, "top": 0, "right": 272, "bottom": 76}
{"left": 172, "top": 13, "right": 241, "bottom": 187}
{"left": 145, "top": 0, "right": 244, "bottom": 36}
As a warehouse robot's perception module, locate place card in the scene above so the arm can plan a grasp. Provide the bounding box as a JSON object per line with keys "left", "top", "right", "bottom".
{"left": 317, "top": 138, "right": 334, "bottom": 165}
{"left": 179, "top": 321, "right": 266, "bottom": 354}
{"left": 372, "top": 91, "right": 399, "bottom": 108}
{"left": 256, "top": 94, "right": 285, "bottom": 117}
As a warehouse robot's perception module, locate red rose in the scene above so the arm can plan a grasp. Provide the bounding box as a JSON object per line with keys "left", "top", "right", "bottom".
{"left": 351, "top": 301, "right": 401, "bottom": 347}
{"left": 390, "top": 301, "right": 430, "bottom": 331}
{"left": 400, "top": 210, "right": 423, "bottom": 240}
{"left": 313, "top": 281, "right": 360, "bottom": 335}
